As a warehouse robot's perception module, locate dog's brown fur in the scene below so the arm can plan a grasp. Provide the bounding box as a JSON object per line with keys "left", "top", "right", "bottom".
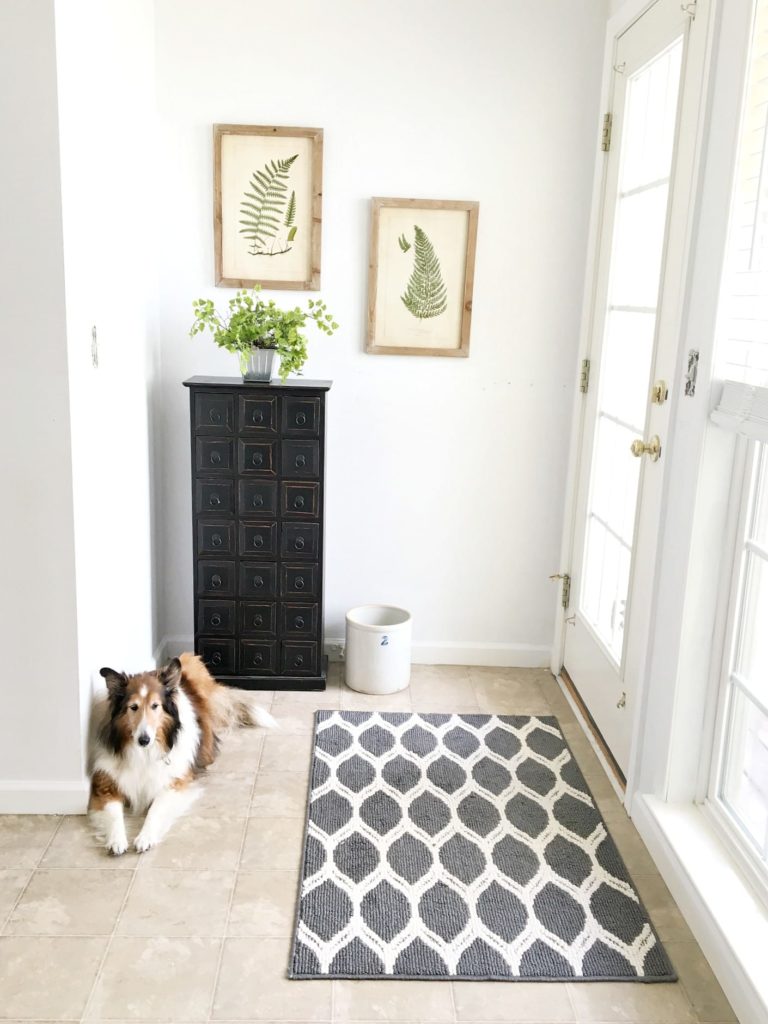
{"left": 88, "top": 653, "right": 274, "bottom": 854}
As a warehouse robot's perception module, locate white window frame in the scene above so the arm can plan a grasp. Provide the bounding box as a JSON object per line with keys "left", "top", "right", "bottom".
{"left": 703, "top": 435, "right": 768, "bottom": 906}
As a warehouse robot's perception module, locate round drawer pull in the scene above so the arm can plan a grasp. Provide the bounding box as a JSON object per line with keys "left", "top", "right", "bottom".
{"left": 252, "top": 411, "right": 264, "bottom": 424}
{"left": 251, "top": 453, "right": 263, "bottom": 467}
{"left": 296, "top": 454, "right": 307, "bottom": 468}
{"left": 294, "top": 495, "right": 305, "bottom": 509}
{"left": 294, "top": 536, "right": 305, "bottom": 550}
{"left": 210, "top": 614, "right": 222, "bottom": 627}
{"left": 295, "top": 617, "right": 305, "bottom": 629}
{"left": 209, "top": 494, "right": 221, "bottom": 507}
{"left": 294, "top": 655, "right": 304, "bottom": 667}
{"left": 296, "top": 412, "right": 307, "bottom": 426}
{"left": 254, "top": 653, "right": 263, "bottom": 665}
{"left": 253, "top": 535, "right": 264, "bottom": 548}
{"left": 210, "top": 451, "right": 221, "bottom": 465}
{"left": 211, "top": 533, "right": 223, "bottom": 547}
{"left": 209, "top": 410, "right": 221, "bottom": 424}
{"left": 253, "top": 575, "right": 264, "bottom": 588}
{"left": 211, "top": 574, "right": 222, "bottom": 588}
{"left": 253, "top": 495, "right": 264, "bottom": 507}
{"left": 295, "top": 577, "right": 305, "bottom": 590}
{"left": 253, "top": 615, "right": 263, "bottom": 627}
{"left": 212, "top": 651, "right": 222, "bottom": 665}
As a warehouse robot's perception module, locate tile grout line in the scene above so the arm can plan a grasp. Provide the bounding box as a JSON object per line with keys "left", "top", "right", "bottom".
{"left": 0, "top": 815, "right": 64, "bottom": 935}
{"left": 204, "top": 721, "right": 268, "bottom": 1023}
{"left": 448, "top": 977, "right": 459, "bottom": 1024}
{"left": 78, "top": 837, "right": 142, "bottom": 1022}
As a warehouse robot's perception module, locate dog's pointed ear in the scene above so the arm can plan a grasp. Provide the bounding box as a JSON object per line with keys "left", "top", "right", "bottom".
{"left": 100, "top": 667, "right": 127, "bottom": 698}
{"left": 158, "top": 657, "right": 182, "bottom": 694}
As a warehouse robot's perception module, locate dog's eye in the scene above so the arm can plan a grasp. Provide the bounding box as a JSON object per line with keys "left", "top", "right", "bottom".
{"left": 151, "top": 702, "right": 160, "bottom": 710}
{"left": 129, "top": 703, "right": 139, "bottom": 712}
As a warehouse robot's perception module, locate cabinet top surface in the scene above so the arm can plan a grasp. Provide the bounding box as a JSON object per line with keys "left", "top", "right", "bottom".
{"left": 183, "top": 375, "right": 332, "bottom": 392}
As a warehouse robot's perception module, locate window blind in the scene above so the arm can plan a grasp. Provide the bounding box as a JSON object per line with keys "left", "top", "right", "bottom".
{"left": 718, "top": 0, "right": 768, "bottom": 387}
{"left": 711, "top": 379, "right": 768, "bottom": 440}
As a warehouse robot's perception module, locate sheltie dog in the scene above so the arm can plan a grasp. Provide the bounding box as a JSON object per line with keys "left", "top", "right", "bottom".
{"left": 89, "top": 653, "right": 274, "bottom": 855}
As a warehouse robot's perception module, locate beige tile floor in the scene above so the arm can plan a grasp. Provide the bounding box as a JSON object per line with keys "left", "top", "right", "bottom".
{"left": 0, "top": 665, "right": 738, "bottom": 1023}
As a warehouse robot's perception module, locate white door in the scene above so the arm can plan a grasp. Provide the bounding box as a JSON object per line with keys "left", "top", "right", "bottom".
{"left": 563, "top": 0, "right": 706, "bottom": 774}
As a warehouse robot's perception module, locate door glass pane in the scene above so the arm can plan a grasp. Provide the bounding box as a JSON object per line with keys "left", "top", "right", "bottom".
{"left": 721, "top": 688, "right": 768, "bottom": 854}
{"left": 580, "top": 37, "right": 684, "bottom": 664}
{"left": 601, "top": 311, "right": 656, "bottom": 429}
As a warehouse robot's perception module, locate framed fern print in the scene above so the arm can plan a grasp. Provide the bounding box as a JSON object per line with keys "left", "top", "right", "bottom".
{"left": 214, "top": 124, "right": 323, "bottom": 290}
{"left": 367, "top": 198, "right": 479, "bottom": 356}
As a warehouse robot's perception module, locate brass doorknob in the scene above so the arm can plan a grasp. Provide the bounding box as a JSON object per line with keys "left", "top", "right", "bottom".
{"left": 630, "top": 435, "right": 662, "bottom": 461}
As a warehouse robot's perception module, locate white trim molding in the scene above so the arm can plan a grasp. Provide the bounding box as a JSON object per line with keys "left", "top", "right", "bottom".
{"left": 633, "top": 793, "right": 768, "bottom": 1024}
{"left": 156, "top": 635, "right": 550, "bottom": 670}
{"left": 0, "top": 779, "right": 89, "bottom": 815}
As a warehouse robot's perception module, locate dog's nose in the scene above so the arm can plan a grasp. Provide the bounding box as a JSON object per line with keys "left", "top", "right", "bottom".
{"left": 138, "top": 733, "right": 151, "bottom": 747}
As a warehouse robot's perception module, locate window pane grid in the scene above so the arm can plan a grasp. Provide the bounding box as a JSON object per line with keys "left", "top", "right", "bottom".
{"left": 717, "top": 442, "right": 768, "bottom": 872}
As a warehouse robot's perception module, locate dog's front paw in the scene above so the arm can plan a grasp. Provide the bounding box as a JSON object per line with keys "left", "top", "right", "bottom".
{"left": 134, "top": 831, "right": 156, "bottom": 853}
{"left": 106, "top": 835, "right": 128, "bottom": 856}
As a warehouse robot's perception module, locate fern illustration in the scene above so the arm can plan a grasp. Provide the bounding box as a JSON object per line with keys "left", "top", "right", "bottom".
{"left": 239, "top": 154, "right": 298, "bottom": 256}
{"left": 397, "top": 233, "right": 411, "bottom": 253}
{"left": 284, "top": 190, "right": 296, "bottom": 228}
{"left": 400, "top": 225, "right": 448, "bottom": 318}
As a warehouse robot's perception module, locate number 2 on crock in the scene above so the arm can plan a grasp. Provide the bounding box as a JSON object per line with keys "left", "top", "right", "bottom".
{"left": 380, "top": 635, "right": 389, "bottom": 647}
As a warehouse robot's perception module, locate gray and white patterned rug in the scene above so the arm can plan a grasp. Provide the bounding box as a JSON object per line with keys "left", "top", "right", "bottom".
{"left": 289, "top": 711, "right": 674, "bottom": 982}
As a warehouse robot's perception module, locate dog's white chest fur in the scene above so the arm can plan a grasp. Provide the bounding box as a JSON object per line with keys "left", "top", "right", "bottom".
{"left": 92, "top": 689, "right": 201, "bottom": 813}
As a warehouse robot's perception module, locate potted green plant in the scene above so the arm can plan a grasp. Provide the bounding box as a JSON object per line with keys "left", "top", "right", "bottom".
{"left": 189, "top": 286, "right": 338, "bottom": 382}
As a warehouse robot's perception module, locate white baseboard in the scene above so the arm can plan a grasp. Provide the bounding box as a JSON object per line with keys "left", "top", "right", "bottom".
{"left": 325, "top": 638, "right": 551, "bottom": 667}
{"left": 0, "top": 779, "right": 89, "bottom": 814}
{"left": 632, "top": 793, "right": 768, "bottom": 1024}
{"left": 156, "top": 635, "right": 550, "bottom": 669}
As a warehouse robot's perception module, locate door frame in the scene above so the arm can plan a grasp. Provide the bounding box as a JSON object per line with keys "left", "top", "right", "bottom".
{"left": 551, "top": 0, "right": 718, "bottom": 802}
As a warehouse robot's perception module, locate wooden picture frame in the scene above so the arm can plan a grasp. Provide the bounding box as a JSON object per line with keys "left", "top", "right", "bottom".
{"left": 213, "top": 124, "right": 323, "bottom": 290}
{"left": 367, "top": 197, "right": 479, "bottom": 356}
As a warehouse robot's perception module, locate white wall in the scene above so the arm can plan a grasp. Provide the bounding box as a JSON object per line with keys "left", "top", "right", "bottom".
{"left": 0, "top": 0, "right": 159, "bottom": 812}
{"left": 55, "top": 0, "right": 159, "bottom": 696}
{"left": 153, "top": 0, "right": 608, "bottom": 662}
{"left": 0, "top": 0, "right": 84, "bottom": 804}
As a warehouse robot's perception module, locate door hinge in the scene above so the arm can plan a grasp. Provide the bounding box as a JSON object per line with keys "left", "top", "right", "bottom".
{"left": 580, "top": 358, "right": 590, "bottom": 394}
{"left": 550, "top": 573, "right": 572, "bottom": 610}
{"left": 601, "top": 112, "right": 612, "bottom": 153}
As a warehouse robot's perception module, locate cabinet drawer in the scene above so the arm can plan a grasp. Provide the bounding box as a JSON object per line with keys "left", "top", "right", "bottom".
{"left": 196, "top": 438, "right": 234, "bottom": 474}
{"left": 197, "top": 520, "right": 235, "bottom": 556}
{"left": 239, "top": 440, "right": 277, "bottom": 476}
{"left": 197, "top": 561, "right": 235, "bottom": 597}
{"left": 240, "top": 640, "right": 277, "bottom": 675}
{"left": 198, "top": 638, "right": 236, "bottom": 675}
{"left": 281, "top": 563, "right": 319, "bottom": 599}
{"left": 281, "top": 523, "right": 319, "bottom": 559}
{"left": 281, "top": 481, "right": 320, "bottom": 519}
{"left": 239, "top": 561, "right": 278, "bottom": 599}
{"left": 281, "top": 440, "right": 319, "bottom": 478}
{"left": 195, "top": 479, "right": 234, "bottom": 516}
{"left": 197, "top": 600, "right": 235, "bottom": 635}
{"left": 240, "top": 602, "right": 277, "bottom": 636}
{"left": 239, "top": 395, "right": 277, "bottom": 434}
{"left": 239, "top": 521, "right": 278, "bottom": 557}
{"left": 281, "top": 641, "right": 318, "bottom": 676}
{"left": 238, "top": 480, "right": 277, "bottom": 517}
{"left": 194, "top": 393, "right": 234, "bottom": 434}
{"left": 282, "top": 603, "right": 318, "bottom": 637}
{"left": 283, "top": 397, "right": 320, "bottom": 437}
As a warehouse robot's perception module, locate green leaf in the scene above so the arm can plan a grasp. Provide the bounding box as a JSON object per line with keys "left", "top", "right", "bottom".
{"left": 400, "top": 225, "right": 448, "bottom": 319}
{"left": 287, "top": 226, "right": 297, "bottom": 241}
{"left": 239, "top": 154, "right": 299, "bottom": 253}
